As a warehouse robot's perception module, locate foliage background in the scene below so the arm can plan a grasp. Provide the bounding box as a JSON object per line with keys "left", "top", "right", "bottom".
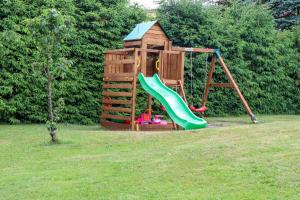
{"left": 0, "top": 0, "right": 146, "bottom": 124}
{"left": 157, "top": 0, "right": 300, "bottom": 117}
{"left": 0, "top": 0, "right": 299, "bottom": 124}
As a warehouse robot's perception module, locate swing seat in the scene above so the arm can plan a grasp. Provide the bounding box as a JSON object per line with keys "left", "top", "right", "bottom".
{"left": 162, "top": 105, "right": 207, "bottom": 113}
{"left": 189, "top": 105, "right": 207, "bottom": 113}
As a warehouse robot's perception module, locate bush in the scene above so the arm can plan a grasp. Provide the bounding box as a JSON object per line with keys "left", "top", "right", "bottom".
{"left": 0, "top": 0, "right": 147, "bottom": 124}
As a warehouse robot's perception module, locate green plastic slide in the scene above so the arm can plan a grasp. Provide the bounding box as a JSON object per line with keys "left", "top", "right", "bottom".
{"left": 138, "top": 73, "right": 207, "bottom": 130}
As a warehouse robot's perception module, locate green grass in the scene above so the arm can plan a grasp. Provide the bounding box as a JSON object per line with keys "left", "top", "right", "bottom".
{"left": 0, "top": 115, "right": 300, "bottom": 200}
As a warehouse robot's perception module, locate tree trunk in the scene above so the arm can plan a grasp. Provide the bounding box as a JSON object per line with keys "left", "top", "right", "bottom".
{"left": 46, "top": 66, "right": 56, "bottom": 143}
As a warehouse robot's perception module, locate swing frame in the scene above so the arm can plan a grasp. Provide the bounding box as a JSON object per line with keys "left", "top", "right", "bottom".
{"left": 174, "top": 47, "right": 257, "bottom": 123}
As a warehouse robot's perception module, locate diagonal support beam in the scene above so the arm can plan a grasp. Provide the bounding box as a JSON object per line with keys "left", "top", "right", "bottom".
{"left": 215, "top": 50, "right": 257, "bottom": 123}
{"left": 202, "top": 54, "right": 216, "bottom": 107}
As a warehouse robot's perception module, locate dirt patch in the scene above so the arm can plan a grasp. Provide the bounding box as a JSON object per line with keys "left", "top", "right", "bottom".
{"left": 207, "top": 122, "right": 227, "bottom": 128}
{"left": 0, "top": 139, "right": 10, "bottom": 145}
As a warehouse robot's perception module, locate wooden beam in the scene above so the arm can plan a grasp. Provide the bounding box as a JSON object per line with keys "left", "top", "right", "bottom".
{"left": 143, "top": 38, "right": 166, "bottom": 46}
{"left": 178, "top": 80, "right": 188, "bottom": 103}
{"left": 180, "top": 52, "right": 185, "bottom": 84}
{"left": 162, "top": 79, "right": 179, "bottom": 85}
{"left": 218, "top": 55, "right": 256, "bottom": 121}
{"left": 105, "top": 59, "right": 135, "bottom": 65}
{"left": 172, "top": 47, "right": 215, "bottom": 53}
{"left": 102, "top": 91, "right": 132, "bottom": 97}
{"left": 144, "top": 33, "right": 169, "bottom": 40}
{"left": 137, "top": 49, "right": 160, "bottom": 53}
{"left": 102, "top": 99, "right": 132, "bottom": 105}
{"left": 105, "top": 48, "right": 135, "bottom": 54}
{"left": 102, "top": 114, "right": 131, "bottom": 121}
{"left": 141, "top": 39, "right": 147, "bottom": 75}
{"left": 158, "top": 51, "right": 163, "bottom": 78}
{"left": 101, "top": 120, "right": 131, "bottom": 131}
{"left": 202, "top": 54, "right": 216, "bottom": 106}
{"left": 147, "top": 29, "right": 167, "bottom": 35}
{"left": 103, "top": 76, "right": 133, "bottom": 82}
{"left": 103, "top": 83, "right": 132, "bottom": 89}
{"left": 103, "top": 73, "right": 133, "bottom": 77}
{"left": 131, "top": 49, "right": 138, "bottom": 130}
{"left": 148, "top": 95, "right": 152, "bottom": 116}
{"left": 209, "top": 83, "right": 234, "bottom": 88}
{"left": 102, "top": 106, "right": 132, "bottom": 113}
{"left": 162, "top": 50, "right": 181, "bottom": 54}
{"left": 124, "top": 40, "right": 142, "bottom": 47}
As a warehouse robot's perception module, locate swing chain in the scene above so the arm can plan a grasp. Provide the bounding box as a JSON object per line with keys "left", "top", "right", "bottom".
{"left": 203, "top": 54, "right": 209, "bottom": 100}
{"left": 190, "top": 51, "right": 193, "bottom": 97}
{"left": 190, "top": 52, "right": 209, "bottom": 104}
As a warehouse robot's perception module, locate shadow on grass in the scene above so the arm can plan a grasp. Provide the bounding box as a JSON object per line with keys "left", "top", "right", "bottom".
{"left": 37, "top": 139, "right": 78, "bottom": 147}
{"left": 57, "top": 124, "right": 104, "bottom": 132}
{"left": 207, "top": 119, "right": 271, "bottom": 128}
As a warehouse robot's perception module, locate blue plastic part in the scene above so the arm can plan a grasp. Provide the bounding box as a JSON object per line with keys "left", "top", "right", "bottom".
{"left": 214, "top": 49, "right": 221, "bottom": 58}
{"left": 124, "top": 21, "right": 158, "bottom": 41}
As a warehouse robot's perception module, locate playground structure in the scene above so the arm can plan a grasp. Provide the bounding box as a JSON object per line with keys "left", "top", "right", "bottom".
{"left": 101, "top": 21, "right": 256, "bottom": 131}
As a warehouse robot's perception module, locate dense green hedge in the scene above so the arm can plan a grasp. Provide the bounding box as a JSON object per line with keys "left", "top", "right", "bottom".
{"left": 0, "top": 0, "right": 299, "bottom": 124}
{"left": 0, "top": 0, "right": 146, "bottom": 124}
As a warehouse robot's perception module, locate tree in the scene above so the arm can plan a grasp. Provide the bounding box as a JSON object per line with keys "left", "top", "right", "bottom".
{"left": 26, "top": 9, "right": 74, "bottom": 142}
{"left": 205, "top": 0, "right": 300, "bottom": 29}
{"left": 0, "top": 0, "right": 147, "bottom": 124}
{"left": 268, "top": 0, "right": 300, "bottom": 29}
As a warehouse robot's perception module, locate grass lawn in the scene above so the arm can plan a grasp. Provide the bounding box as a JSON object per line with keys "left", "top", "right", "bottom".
{"left": 0, "top": 115, "right": 300, "bottom": 200}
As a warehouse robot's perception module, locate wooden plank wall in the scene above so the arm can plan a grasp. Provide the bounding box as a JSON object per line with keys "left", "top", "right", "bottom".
{"left": 102, "top": 49, "right": 138, "bottom": 130}
{"left": 104, "top": 51, "right": 135, "bottom": 75}
{"left": 160, "top": 51, "right": 183, "bottom": 82}
{"left": 144, "top": 24, "right": 169, "bottom": 41}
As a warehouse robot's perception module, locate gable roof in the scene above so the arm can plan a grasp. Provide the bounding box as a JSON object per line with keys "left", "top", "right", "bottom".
{"left": 123, "top": 20, "right": 170, "bottom": 41}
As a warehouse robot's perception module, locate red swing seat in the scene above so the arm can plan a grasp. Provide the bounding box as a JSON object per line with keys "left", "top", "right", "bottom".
{"left": 189, "top": 105, "right": 207, "bottom": 113}
{"left": 161, "top": 105, "right": 207, "bottom": 113}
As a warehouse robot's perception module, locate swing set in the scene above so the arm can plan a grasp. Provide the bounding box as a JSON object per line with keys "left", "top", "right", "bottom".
{"left": 101, "top": 21, "right": 257, "bottom": 131}
{"left": 172, "top": 47, "right": 256, "bottom": 122}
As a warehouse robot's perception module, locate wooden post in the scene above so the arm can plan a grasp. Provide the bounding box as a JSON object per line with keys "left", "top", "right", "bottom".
{"left": 158, "top": 51, "right": 163, "bottom": 78}
{"left": 178, "top": 80, "right": 188, "bottom": 103}
{"left": 141, "top": 39, "right": 147, "bottom": 75}
{"left": 172, "top": 121, "right": 177, "bottom": 130}
{"left": 202, "top": 54, "right": 216, "bottom": 106}
{"left": 148, "top": 95, "right": 152, "bottom": 116}
{"left": 131, "top": 49, "right": 138, "bottom": 130}
{"left": 180, "top": 52, "right": 185, "bottom": 84}
{"left": 217, "top": 55, "right": 257, "bottom": 123}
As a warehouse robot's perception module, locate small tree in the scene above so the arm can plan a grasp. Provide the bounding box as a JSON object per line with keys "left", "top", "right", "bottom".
{"left": 26, "top": 9, "right": 74, "bottom": 143}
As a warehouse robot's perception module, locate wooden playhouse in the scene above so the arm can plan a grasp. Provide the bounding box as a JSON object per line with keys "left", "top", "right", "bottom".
{"left": 101, "top": 21, "right": 256, "bottom": 131}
